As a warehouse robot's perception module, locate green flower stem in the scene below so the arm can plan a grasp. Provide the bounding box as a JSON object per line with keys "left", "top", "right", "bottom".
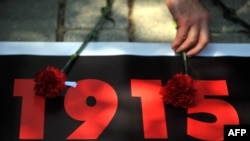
{"left": 62, "top": 0, "right": 114, "bottom": 73}
{"left": 182, "top": 52, "right": 188, "bottom": 75}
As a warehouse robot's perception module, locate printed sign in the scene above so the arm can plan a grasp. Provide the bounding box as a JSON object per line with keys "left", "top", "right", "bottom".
{"left": 0, "top": 43, "right": 250, "bottom": 141}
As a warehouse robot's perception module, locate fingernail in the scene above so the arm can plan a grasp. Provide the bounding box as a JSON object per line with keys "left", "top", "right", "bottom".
{"left": 171, "top": 45, "right": 176, "bottom": 49}
{"left": 172, "top": 47, "right": 177, "bottom": 52}
{"left": 175, "top": 48, "right": 181, "bottom": 53}
{"left": 186, "top": 53, "right": 192, "bottom": 57}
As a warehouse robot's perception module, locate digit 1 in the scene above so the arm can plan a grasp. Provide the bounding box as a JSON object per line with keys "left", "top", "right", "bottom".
{"left": 131, "top": 79, "right": 168, "bottom": 139}
{"left": 188, "top": 80, "right": 239, "bottom": 140}
{"left": 64, "top": 79, "right": 118, "bottom": 139}
{"left": 13, "top": 79, "right": 45, "bottom": 139}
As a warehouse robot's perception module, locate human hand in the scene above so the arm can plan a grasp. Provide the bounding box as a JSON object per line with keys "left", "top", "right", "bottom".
{"left": 166, "top": 0, "right": 210, "bottom": 57}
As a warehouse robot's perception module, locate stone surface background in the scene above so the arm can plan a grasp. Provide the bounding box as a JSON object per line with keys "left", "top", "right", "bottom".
{"left": 1, "top": 0, "right": 250, "bottom": 43}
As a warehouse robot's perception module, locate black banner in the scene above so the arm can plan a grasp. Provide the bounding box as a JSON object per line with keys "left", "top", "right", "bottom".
{"left": 0, "top": 55, "right": 250, "bottom": 141}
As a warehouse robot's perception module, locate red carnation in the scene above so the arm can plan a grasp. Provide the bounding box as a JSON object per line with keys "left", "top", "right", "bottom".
{"left": 34, "top": 66, "right": 67, "bottom": 98}
{"left": 160, "top": 73, "right": 199, "bottom": 109}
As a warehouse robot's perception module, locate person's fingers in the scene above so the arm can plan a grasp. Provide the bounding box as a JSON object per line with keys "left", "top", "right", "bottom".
{"left": 166, "top": 0, "right": 210, "bottom": 56}
{"left": 172, "top": 24, "right": 190, "bottom": 51}
{"left": 186, "top": 22, "right": 209, "bottom": 57}
{"left": 175, "top": 25, "right": 199, "bottom": 53}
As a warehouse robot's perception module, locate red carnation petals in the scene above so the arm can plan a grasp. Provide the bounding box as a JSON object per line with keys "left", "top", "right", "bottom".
{"left": 160, "top": 73, "right": 199, "bottom": 109}
{"left": 34, "top": 66, "right": 67, "bottom": 98}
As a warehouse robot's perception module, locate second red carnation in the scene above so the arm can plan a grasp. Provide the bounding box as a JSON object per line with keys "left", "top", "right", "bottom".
{"left": 160, "top": 73, "right": 199, "bottom": 109}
